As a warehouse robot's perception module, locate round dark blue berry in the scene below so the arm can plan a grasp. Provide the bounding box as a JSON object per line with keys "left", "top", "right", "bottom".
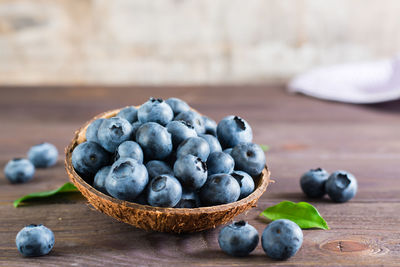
{"left": 174, "top": 110, "right": 205, "bottom": 134}
{"left": 138, "top": 97, "right": 174, "bottom": 126}
{"left": 136, "top": 122, "right": 173, "bottom": 160}
{"left": 117, "top": 106, "right": 138, "bottom": 123}
{"left": 165, "top": 97, "right": 190, "bottom": 116}
{"left": 93, "top": 166, "right": 111, "bottom": 194}
{"left": 202, "top": 116, "right": 217, "bottom": 136}
{"left": 97, "top": 117, "right": 133, "bottom": 153}
{"left": 86, "top": 118, "right": 105, "bottom": 144}
{"left": 199, "top": 174, "right": 240, "bottom": 206}
{"left": 173, "top": 154, "right": 207, "bottom": 190}
{"left": 325, "top": 170, "right": 357, "bottom": 203}
{"left": 231, "top": 143, "right": 265, "bottom": 176}
{"left": 16, "top": 224, "right": 55, "bottom": 257}
{"left": 146, "top": 160, "right": 174, "bottom": 179}
{"left": 147, "top": 175, "right": 182, "bottom": 207}
{"left": 300, "top": 168, "right": 329, "bottom": 198}
{"left": 176, "top": 137, "right": 210, "bottom": 162}
{"left": 115, "top": 141, "right": 144, "bottom": 163}
{"left": 206, "top": 151, "right": 234, "bottom": 176}
{"left": 4, "top": 158, "right": 35, "bottom": 184}
{"left": 199, "top": 134, "right": 222, "bottom": 154}
{"left": 27, "top": 142, "right": 58, "bottom": 168}
{"left": 167, "top": 120, "right": 197, "bottom": 148}
{"left": 217, "top": 115, "right": 253, "bottom": 148}
{"left": 231, "top": 170, "right": 255, "bottom": 199}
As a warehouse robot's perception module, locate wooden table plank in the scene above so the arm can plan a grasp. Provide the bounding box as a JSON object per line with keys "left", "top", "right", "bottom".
{"left": 0, "top": 85, "right": 399, "bottom": 266}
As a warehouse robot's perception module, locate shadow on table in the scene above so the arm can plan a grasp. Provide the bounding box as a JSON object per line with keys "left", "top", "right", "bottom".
{"left": 361, "top": 99, "right": 400, "bottom": 113}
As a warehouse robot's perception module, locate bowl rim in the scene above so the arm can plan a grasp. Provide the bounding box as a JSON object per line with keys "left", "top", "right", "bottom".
{"left": 65, "top": 107, "right": 271, "bottom": 215}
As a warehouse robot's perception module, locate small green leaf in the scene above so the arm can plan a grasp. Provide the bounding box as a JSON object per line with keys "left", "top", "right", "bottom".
{"left": 14, "top": 182, "right": 79, "bottom": 208}
{"left": 260, "top": 201, "right": 329, "bottom": 230}
{"left": 260, "top": 144, "right": 269, "bottom": 152}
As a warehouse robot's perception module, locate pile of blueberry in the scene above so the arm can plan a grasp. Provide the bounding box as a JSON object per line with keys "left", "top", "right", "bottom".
{"left": 219, "top": 219, "right": 303, "bottom": 260}
{"left": 72, "top": 97, "right": 266, "bottom": 208}
{"left": 300, "top": 168, "right": 358, "bottom": 202}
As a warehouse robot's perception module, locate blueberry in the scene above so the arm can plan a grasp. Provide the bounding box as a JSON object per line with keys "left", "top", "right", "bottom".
{"left": 130, "top": 121, "right": 142, "bottom": 141}
{"left": 261, "top": 219, "right": 303, "bottom": 260}
{"left": 146, "top": 160, "right": 174, "bottom": 179}
{"left": 138, "top": 97, "right": 174, "bottom": 126}
{"left": 325, "top": 170, "right": 357, "bottom": 203}
{"left": 86, "top": 118, "right": 105, "bottom": 143}
{"left": 93, "top": 166, "right": 111, "bottom": 194}
{"left": 202, "top": 116, "right": 217, "bottom": 136}
{"left": 176, "top": 137, "right": 210, "bottom": 162}
{"left": 218, "top": 221, "right": 259, "bottom": 257}
{"left": 136, "top": 122, "right": 173, "bottom": 160}
{"left": 199, "top": 134, "right": 222, "bottom": 154}
{"left": 300, "top": 168, "right": 329, "bottom": 198}
{"left": 97, "top": 117, "right": 133, "bottom": 153}
{"left": 166, "top": 120, "right": 197, "bottom": 148}
{"left": 231, "top": 170, "right": 255, "bottom": 199}
{"left": 147, "top": 175, "right": 182, "bottom": 207}
{"left": 231, "top": 143, "right": 265, "bottom": 176}
{"left": 217, "top": 116, "right": 253, "bottom": 148}
{"left": 4, "top": 158, "right": 35, "bottom": 184}
{"left": 115, "top": 141, "right": 144, "bottom": 163}
{"left": 206, "top": 151, "right": 234, "bottom": 176}
{"left": 27, "top": 143, "right": 58, "bottom": 168}
{"left": 16, "top": 224, "right": 55, "bottom": 257}
{"left": 105, "top": 158, "right": 149, "bottom": 201}
{"left": 175, "top": 189, "right": 201, "bottom": 208}
{"left": 200, "top": 174, "right": 240, "bottom": 206}
{"left": 174, "top": 110, "right": 205, "bottom": 134}
{"left": 173, "top": 154, "right": 207, "bottom": 190}
{"left": 71, "top": 141, "right": 110, "bottom": 180}
{"left": 165, "top": 97, "right": 190, "bottom": 116}
{"left": 117, "top": 106, "right": 138, "bottom": 123}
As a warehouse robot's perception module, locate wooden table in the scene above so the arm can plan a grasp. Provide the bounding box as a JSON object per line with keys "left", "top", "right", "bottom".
{"left": 0, "top": 86, "right": 399, "bottom": 266}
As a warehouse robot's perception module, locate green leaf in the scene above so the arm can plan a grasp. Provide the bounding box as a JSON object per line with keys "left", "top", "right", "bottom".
{"left": 14, "top": 182, "right": 79, "bottom": 208}
{"left": 260, "top": 201, "right": 329, "bottom": 230}
{"left": 260, "top": 144, "right": 269, "bottom": 152}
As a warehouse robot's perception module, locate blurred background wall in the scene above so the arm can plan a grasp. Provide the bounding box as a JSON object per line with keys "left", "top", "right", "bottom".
{"left": 0, "top": 0, "right": 399, "bottom": 85}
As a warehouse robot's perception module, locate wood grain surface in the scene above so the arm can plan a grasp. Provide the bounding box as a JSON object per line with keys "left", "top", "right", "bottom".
{"left": 0, "top": 85, "right": 399, "bottom": 266}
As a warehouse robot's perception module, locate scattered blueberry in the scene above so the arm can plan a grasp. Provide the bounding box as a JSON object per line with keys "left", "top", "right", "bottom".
{"left": 138, "top": 97, "right": 174, "bottom": 126}
{"left": 231, "top": 170, "right": 255, "bottom": 199}
{"left": 93, "top": 166, "right": 111, "bottom": 194}
{"left": 86, "top": 118, "right": 105, "bottom": 143}
{"left": 200, "top": 174, "right": 240, "bottom": 206}
{"left": 167, "top": 120, "right": 197, "bottom": 148}
{"left": 27, "top": 143, "right": 58, "bottom": 168}
{"left": 97, "top": 117, "right": 133, "bottom": 153}
{"left": 71, "top": 141, "right": 110, "bottom": 180}
{"left": 105, "top": 158, "right": 149, "bottom": 201}
{"left": 218, "top": 220, "right": 259, "bottom": 257}
{"left": 176, "top": 137, "right": 210, "bottom": 162}
{"left": 325, "top": 170, "right": 357, "bottom": 203}
{"left": 199, "top": 134, "right": 222, "bottom": 154}
{"left": 231, "top": 143, "right": 265, "bottom": 176}
{"left": 115, "top": 141, "right": 144, "bottom": 163}
{"left": 117, "top": 106, "right": 138, "bottom": 123}
{"left": 165, "top": 97, "right": 190, "bottom": 116}
{"left": 217, "top": 116, "right": 253, "bottom": 148}
{"left": 174, "top": 110, "right": 205, "bottom": 134}
{"left": 16, "top": 224, "right": 55, "bottom": 257}
{"left": 202, "top": 116, "right": 217, "bottom": 136}
{"left": 300, "top": 168, "right": 329, "bottom": 198}
{"left": 147, "top": 175, "right": 182, "bottom": 207}
{"left": 4, "top": 158, "right": 35, "bottom": 184}
{"left": 261, "top": 219, "right": 303, "bottom": 260}
{"left": 136, "top": 122, "right": 173, "bottom": 160}
{"left": 173, "top": 154, "right": 207, "bottom": 190}
{"left": 146, "top": 160, "right": 174, "bottom": 179}
{"left": 206, "top": 151, "right": 234, "bottom": 176}
{"left": 175, "top": 189, "right": 201, "bottom": 208}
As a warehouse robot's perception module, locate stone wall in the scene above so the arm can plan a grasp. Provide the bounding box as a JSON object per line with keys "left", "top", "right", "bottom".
{"left": 0, "top": 0, "right": 399, "bottom": 85}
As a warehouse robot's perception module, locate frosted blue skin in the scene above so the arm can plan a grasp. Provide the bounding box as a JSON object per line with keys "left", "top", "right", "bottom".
{"left": 199, "top": 134, "right": 222, "bottom": 154}
{"left": 173, "top": 154, "right": 207, "bottom": 190}
{"left": 218, "top": 221, "right": 259, "bottom": 257}
{"left": 145, "top": 160, "right": 174, "bottom": 179}
{"left": 86, "top": 118, "right": 105, "bottom": 144}
{"left": 71, "top": 141, "right": 110, "bottom": 180}
{"left": 130, "top": 121, "right": 142, "bottom": 141}
{"left": 262, "top": 219, "right": 303, "bottom": 260}
{"left": 27, "top": 142, "right": 58, "bottom": 168}
{"left": 174, "top": 110, "right": 205, "bottom": 135}
{"left": 4, "top": 158, "right": 35, "bottom": 184}
{"left": 136, "top": 122, "right": 173, "bottom": 160}
{"left": 97, "top": 117, "right": 133, "bottom": 153}
{"left": 167, "top": 120, "right": 197, "bottom": 148}
{"left": 138, "top": 98, "right": 174, "bottom": 126}
{"left": 231, "top": 170, "right": 255, "bottom": 199}
{"left": 325, "top": 170, "right": 357, "bottom": 203}
{"left": 199, "top": 174, "right": 240, "bottom": 206}
{"left": 147, "top": 175, "right": 182, "bottom": 207}
{"left": 206, "top": 151, "right": 234, "bottom": 176}
{"left": 16, "top": 224, "right": 55, "bottom": 257}
{"left": 93, "top": 166, "right": 111, "bottom": 194}
{"left": 231, "top": 143, "right": 266, "bottom": 176}
{"left": 217, "top": 115, "right": 253, "bottom": 148}
{"left": 115, "top": 141, "right": 144, "bottom": 163}
{"left": 165, "top": 97, "right": 190, "bottom": 116}
{"left": 300, "top": 168, "right": 329, "bottom": 198}
{"left": 176, "top": 137, "right": 210, "bottom": 162}
{"left": 105, "top": 158, "right": 149, "bottom": 201}
{"left": 175, "top": 189, "right": 201, "bottom": 208}
{"left": 202, "top": 116, "right": 217, "bottom": 136}
{"left": 117, "top": 106, "right": 138, "bottom": 123}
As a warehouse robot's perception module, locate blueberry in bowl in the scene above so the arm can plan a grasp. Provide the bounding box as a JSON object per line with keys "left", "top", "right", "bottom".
{"left": 65, "top": 99, "right": 271, "bottom": 233}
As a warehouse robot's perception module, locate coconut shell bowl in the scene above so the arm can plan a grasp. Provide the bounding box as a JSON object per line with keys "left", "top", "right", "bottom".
{"left": 65, "top": 108, "right": 271, "bottom": 233}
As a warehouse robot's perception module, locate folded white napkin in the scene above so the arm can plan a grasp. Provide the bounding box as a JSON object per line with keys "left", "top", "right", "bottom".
{"left": 288, "top": 56, "right": 400, "bottom": 104}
